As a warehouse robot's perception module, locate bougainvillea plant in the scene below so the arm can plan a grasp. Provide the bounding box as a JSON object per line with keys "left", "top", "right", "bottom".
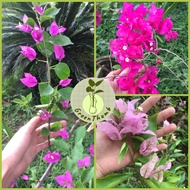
{"left": 11, "top": 2, "right": 94, "bottom": 188}
{"left": 109, "top": 2, "right": 179, "bottom": 94}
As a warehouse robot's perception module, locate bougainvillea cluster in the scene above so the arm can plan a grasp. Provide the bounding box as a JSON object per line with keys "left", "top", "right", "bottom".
{"left": 109, "top": 3, "right": 178, "bottom": 94}
{"left": 97, "top": 98, "right": 171, "bottom": 182}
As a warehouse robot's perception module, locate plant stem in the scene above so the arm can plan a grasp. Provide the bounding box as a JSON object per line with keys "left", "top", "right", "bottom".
{"left": 48, "top": 118, "right": 51, "bottom": 151}
{"left": 160, "top": 48, "right": 188, "bottom": 67}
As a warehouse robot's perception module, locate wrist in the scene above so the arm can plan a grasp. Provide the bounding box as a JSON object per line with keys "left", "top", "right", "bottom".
{"left": 96, "top": 162, "right": 105, "bottom": 178}
{"left": 2, "top": 158, "right": 16, "bottom": 188}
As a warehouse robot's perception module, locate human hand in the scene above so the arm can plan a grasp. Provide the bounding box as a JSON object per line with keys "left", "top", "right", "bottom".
{"left": 2, "top": 116, "right": 67, "bottom": 187}
{"left": 96, "top": 96, "right": 176, "bottom": 178}
{"left": 104, "top": 68, "right": 129, "bottom": 94}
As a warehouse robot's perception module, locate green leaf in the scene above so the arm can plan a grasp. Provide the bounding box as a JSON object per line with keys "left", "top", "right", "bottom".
{"left": 12, "top": 98, "right": 24, "bottom": 105}
{"left": 112, "top": 64, "right": 121, "bottom": 70}
{"left": 74, "top": 126, "right": 86, "bottom": 144}
{"left": 95, "top": 80, "right": 103, "bottom": 86}
{"left": 54, "top": 62, "right": 70, "bottom": 80}
{"left": 113, "top": 108, "right": 120, "bottom": 118}
{"left": 50, "top": 121, "right": 62, "bottom": 132}
{"left": 49, "top": 35, "right": 73, "bottom": 46}
{"left": 144, "top": 179, "right": 160, "bottom": 188}
{"left": 43, "top": 31, "right": 51, "bottom": 41}
{"left": 118, "top": 142, "right": 128, "bottom": 164}
{"left": 88, "top": 79, "right": 95, "bottom": 87}
{"left": 86, "top": 86, "right": 94, "bottom": 92}
{"left": 40, "top": 127, "right": 50, "bottom": 136}
{"left": 53, "top": 139, "right": 69, "bottom": 151}
{"left": 26, "top": 17, "right": 35, "bottom": 27}
{"left": 147, "top": 113, "right": 158, "bottom": 133}
{"left": 40, "top": 95, "right": 50, "bottom": 104}
{"left": 164, "top": 3, "right": 178, "bottom": 18}
{"left": 3, "top": 121, "right": 13, "bottom": 138}
{"left": 63, "top": 157, "right": 79, "bottom": 179}
{"left": 43, "top": 7, "right": 61, "bottom": 16}
{"left": 75, "top": 181, "right": 84, "bottom": 188}
{"left": 52, "top": 110, "right": 68, "bottom": 119}
{"left": 40, "top": 15, "right": 54, "bottom": 23}
{"left": 36, "top": 41, "right": 53, "bottom": 57}
{"left": 58, "top": 87, "right": 73, "bottom": 99}
{"left": 96, "top": 173, "right": 132, "bottom": 188}
{"left": 38, "top": 83, "right": 54, "bottom": 96}
{"left": 26, "top": 93, "right": 32, "bottom": 103}
{"left": 95, "top": 90, "right": 103, "bottom": 94}
{"left": 71, "top": 140, "right": 84, "bottom": 162}
{"left": 81, "top": 167, "right": 94, "bottom": 183}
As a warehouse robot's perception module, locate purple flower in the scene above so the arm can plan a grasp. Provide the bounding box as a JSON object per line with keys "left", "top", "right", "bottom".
{"left": 15, "top": 14, "right": 32, "bottom": 33}
{"left": 31, "top": 24, "right": 43, "bottom": 43}
{"left": 40, "top": 109, "right": 52, "bottom": 120}
{"left": 96, "top": 11, "right": 102, "bottom": 26}
{"left": 50, "top": 21, "right": 66, "bottom": 36}
{"left": 20, "top": 46, "right": 36, "bottom": 61}
{"left": 88, "top": 144, "right": 94, "bottom": 157}
{"left": 61, "top": 100, "right": 70, "bottom": 108}
{"left": 20, "top": 73, "right": 38, "bottom": 88}
{"left": 140, "top": 154, "right": 171, "bottom": 182}
{"left": 34, "top": 5, "right": 47, "bottom": 15}
{"left": 9, "top": 178, "right": 18, "bottom": 188}
{"left": 54, "top": 45, "right": 65, "bottom": 60}
{"left": 59, "top": 78, "right": 72, "bottom": 87}
{"left": 58, "top": 127, "right": 69, "bottom": 139}
{"left": 77, "top": 156, "right": 91, "bottom": 168}
{"left": 139, "top": 136, "right": 158, "bottom": 156}
{"left": 56, "top": 170, "right": 74, "bottom": 188}
{"left": 21, "top": 174, "right": 29, "bottom": 181}
{"left": 43, "top": 151, "right": 60, "bottom": 163}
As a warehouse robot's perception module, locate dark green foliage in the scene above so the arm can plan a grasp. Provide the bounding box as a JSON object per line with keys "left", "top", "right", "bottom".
{"left": 2, "top": 2, "right": 94, "bottom": 90}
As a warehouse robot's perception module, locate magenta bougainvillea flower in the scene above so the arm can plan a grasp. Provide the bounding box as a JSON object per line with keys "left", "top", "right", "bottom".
{"left": 20, "top": 46, "right": 36, "bottom": 61}
{"left": 140, "top": 154, "right": 171, "bottom": 182}
{"left": 58, "top": 127, "right": 69, "bottom": 139}
{"left": 10, "top": 178, "right": 18, "bottom": 188}
{"left": 43, "top": 151, "right": 60, "bottom": 163}
{"left": 20, "top": 73, "right": 38, "bottom": 88}
{"left": 31, "top": 24, "right": 44, "bottom": 43}
{"left": 50, "top": 21, "right": 66, "bottom": 36}
{"left": 56, "top": 170, "right": 74, "bottom": 188}
{"left": 88, "top": 144, "right": 94, "bottom": 157}
{"left": 61, "top": 100, "right": 70, "bottom": 108}
{"left": 34, "top": 5, "right": 47, "bottom": 15}
{"left": 54, "top": 45, "right": 65, "bottom": 60}
{"left": 59, "top": 78, "right": 72, "bottom": 87}
{"left": 96, "top": 11, "right": 102, "bottom": 26}
{"left": 21, "top": 174, "right": 29, "bottom": 181}
{"left": 77, "top": 156, "right": 91, "bottom": 168}
{"left": 139, "top": 136, "right": 158, "bottom": 156}
{"left": 15, "top": 14, "right": 32, "bottom": 33}
{"left": 40, "top": 109, "right": 52, "bottom": 120}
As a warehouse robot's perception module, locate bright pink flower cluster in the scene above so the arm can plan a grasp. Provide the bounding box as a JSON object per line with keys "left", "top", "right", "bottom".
{"left": 16, "top": 6, "right": 66, "bottom": 61}
{"left": 109, "top": 3, "right": 178, "bottom": 94}
{"left": 56, "top": 170, "right": 74, "bottom": 188}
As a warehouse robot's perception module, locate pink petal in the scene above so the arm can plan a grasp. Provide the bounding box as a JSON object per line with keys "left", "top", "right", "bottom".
{"left": 59, "top": 78, "right": 72, "bottom": 87}
{"left": 20, "top": 72, "right": 38, "bottom": 88}
{"left": 96, "top": 122, "right": 122, "bottom": 141}
{"left": 77, "top": 156, "right": 91, "bottom": 168}
{"left": 50, "top": 21, "right": 59, "bottom": 36}
{"left": 140, "top": 154, "right": 159, "bottom": 178}
{"left": 54, "top": 45, "right": 65, "bottom": 60}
